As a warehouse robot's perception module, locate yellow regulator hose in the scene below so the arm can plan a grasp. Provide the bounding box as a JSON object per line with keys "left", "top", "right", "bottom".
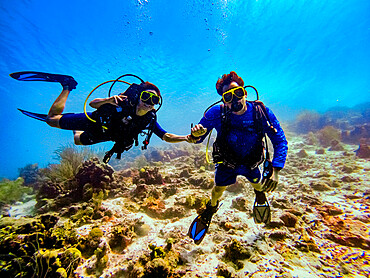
{"left": 83, "top": 80, "right": 131, "bottom": 130}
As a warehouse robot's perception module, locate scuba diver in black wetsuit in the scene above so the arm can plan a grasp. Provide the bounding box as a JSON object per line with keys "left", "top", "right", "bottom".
{"left": 188, "top": 71, "right": 288, "bottom": 244}
{"left": 11, "top": 71, "right": 196, "bottom": 163}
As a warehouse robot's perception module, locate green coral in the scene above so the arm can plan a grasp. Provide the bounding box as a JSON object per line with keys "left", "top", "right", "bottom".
{"left": 0, "top": 177, "right": 32, "bottom": 205}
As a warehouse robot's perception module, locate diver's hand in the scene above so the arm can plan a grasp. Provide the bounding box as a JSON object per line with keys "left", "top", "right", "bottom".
{"left": 261, "top": 168, "right": 279, "bottom": 192}
{"left": 191, "top": 124, "right": 207, "bottom": 138}
{"left": 185, "top": 134, "right": 199, "bottom": 143}
{"left": 111, "top": 95, "right": 126, "bottom": 105}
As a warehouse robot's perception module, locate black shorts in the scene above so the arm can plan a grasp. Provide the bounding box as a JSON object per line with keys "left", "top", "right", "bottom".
{"left": 59, "top": 112, "right": 108, "bottom": 145}
{"left": 215, "top": 163, "right": 261, "bottom": 186}
{"left": 59, "top": 112, "right": 92, "bottom": 131}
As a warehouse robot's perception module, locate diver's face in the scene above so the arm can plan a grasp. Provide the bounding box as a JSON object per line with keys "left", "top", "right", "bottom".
{"left": 222, "top": 82, "right": 246, "bottom": 113}
{"left": 136, "top": 89, "right": 157, "bottom": 116}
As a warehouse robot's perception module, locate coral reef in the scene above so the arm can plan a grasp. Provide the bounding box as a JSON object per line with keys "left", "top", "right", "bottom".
{"left": 36, "top": 157, "right": 118, "bottom": 213}
{"left": 1, "top": 135, "right": 370, "bottom": 277}
{"left": 18, "top": 163, "right": 40, "bottom": 188}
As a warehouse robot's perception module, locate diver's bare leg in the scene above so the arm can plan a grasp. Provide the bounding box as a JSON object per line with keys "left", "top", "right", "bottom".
{"left": 46, "top": 88, "right": 70, "bottom": 128}
{"left": 251, "top": 182, "right": 263, "bottom": 192}
{"left": 73, "top": 131, "right": 83, "bottom": 145}
{"left": 211, "top": 185, "right": 227, "bottom": 206}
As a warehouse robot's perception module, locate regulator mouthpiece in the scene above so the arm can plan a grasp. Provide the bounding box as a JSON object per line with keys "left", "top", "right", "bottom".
{"left": 231, "top": 99, "right": 243, "bottom": 112}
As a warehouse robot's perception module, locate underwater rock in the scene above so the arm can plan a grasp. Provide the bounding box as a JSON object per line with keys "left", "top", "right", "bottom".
{"left": 316, "top": 148, "right": 325, "bottom": 154}
{"left": 266, "top": 219, "right": 285, "bottom": 228}
{"left": 317, "top": 126, "right": 341, "bottom": 147}
{"left": 355, "top": 139, "right": 370, "bottom": 158}
{"left": 143, "top": 258, "right": 170, "bottom": 278}
{"left": 292, "top": 111, "right": 323, "bottom": 134}
{"left": 78, "top": 227, "right": 104, "bottom": 258}
{"left": 342, "top": 124, "right": 370, "bottom": 144}
{"left": 75, "top": 157, "right": 115, "bottom": 190}
{"left": 324, "top": 232, "right": 370, "bottom": 250}
{"left": 109, "top": 224, "right": 136, "bottom": 252}
{"left": 226, "top": 178, "right": 246, "bottom": 193}
{"left": 320, "top": 215, "right": 370, "bottom": 249}
{"left": 223, "top": 239, "right": 252, "bottom": 270}
{"left": 269, "top": 230, "right": 287, "bottom": 240}
{"left": 133, "top": 167, "right": 164, "bottom": 185}
{"left": 328, "top": 139, "right": 345, "bottom": 151}
{"left": 142, "top": 196, "right": 166, "bottom": 218}
{"left": 314, "top": 171, "right": 332, "bottom": 178}
{"left": 162, "top": 183, "right": 178, "bottom": 197}
{"left": 131, "top": 184, "right": 161, "bottom": 203}
{"left": 316, "top": 204, "right": 343, "bottom": 217}
{"left": 18, "top": 163, "right": 40, "bottom": 188}
{"left": 118, "top": 168, "right": 138, "bottom": 177}
{"left": 341, "top": 175, "right": 360, "bottom": 182}
{"left": 216, "top": 262, "right": 237, "bottom": 278}
{"left": 297, "top": 149, "right": 308, "bottom": 158}
{"left": 280, "top": 212, "right": 298, "bottom": 228}
{"left": 341, "top": 165, "right": 355, "bottom": 173}
{"left": 271, "top": 198, "right": 291, "bottom": 209}
{"left": 36, "top": 157, "right": 118, "bottom": 212}
{"left": 310, "top": 181, "right": 332, "bottom": 191}
{"left": 188, "top": 174, "right": 213, "bottom": 189}
{"left": 144, "top": 149, "right": 165, "bottom": 162}
{"left": 231, "top": 196, "right": 251, "bottom": 212}
{"left": 37, "top": 180, "right": 64, "bottom": 199}
{"left": 125, "top": 242, "right": 181, "bottom": 278}
{"left": 179, "top": 168, "right": 191, "bottom": 178}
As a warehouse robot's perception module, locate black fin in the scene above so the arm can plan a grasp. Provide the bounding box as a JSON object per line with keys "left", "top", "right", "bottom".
{"left": 10, "top": 71, "right": 77, "bottom": 90}
{"left": 253, "top": 200, "right": 271, "bottom": 224}
{"left": 188, "top": 202, "right": 221, "bottom": 245}
{"left": 188, "top": 215, "right": 210, "bottom": 245}
{"left": 18, "top": 108, "right": 48, "bottom": 122}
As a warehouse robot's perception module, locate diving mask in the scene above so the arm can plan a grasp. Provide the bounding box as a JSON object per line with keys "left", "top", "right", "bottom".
{"left": 140, "top": 91, "right": 160, "bottom": 105}
{"left": 222, "top": 86, "right": 246, "bottom": 103}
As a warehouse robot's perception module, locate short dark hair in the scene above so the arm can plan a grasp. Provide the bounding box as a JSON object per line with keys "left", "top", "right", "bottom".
{"left": 216, "top": 71, "right": 244, "bottom": 95}
{"left": 140, "top": 81, "right": 161, "bottom": 97}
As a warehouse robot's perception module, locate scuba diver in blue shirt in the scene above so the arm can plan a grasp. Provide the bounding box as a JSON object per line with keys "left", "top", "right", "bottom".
{"left": 188, "top": 71, "right": 288, "bottom": 244}
{"left": 11, "top": 71, "right": 195, "bottom": 163}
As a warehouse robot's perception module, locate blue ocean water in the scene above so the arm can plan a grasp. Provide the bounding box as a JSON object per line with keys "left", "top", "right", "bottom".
{"left": 0, "top": 0, "right": 369, "bottom": 178}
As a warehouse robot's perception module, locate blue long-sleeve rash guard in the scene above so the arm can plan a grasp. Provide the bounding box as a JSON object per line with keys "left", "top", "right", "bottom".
{"left": 197, "top": 102, "right": 288, "bottom": 168}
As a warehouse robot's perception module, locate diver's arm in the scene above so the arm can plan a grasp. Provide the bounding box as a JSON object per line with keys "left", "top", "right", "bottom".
{"left": 162, "top": 133, "right": 196, "bottom": 143}
{"left": 265, "top": 107, "right": 288, "bottom": 169}
{"left": 89, "top": 95, "right": 126, "bottom": 109}
{"left": 154, "top": 122, "right": 196, "bottom": 143}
